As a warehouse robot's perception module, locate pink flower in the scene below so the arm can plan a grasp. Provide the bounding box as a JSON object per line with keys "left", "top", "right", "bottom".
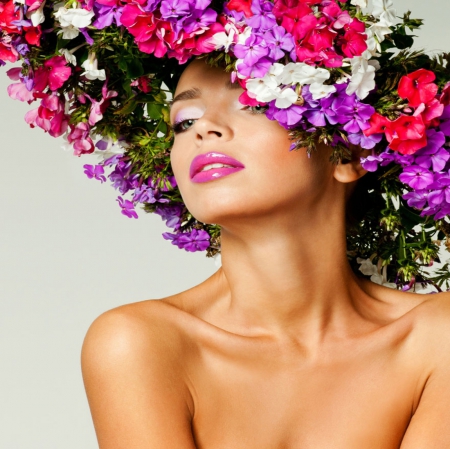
{"left": 24, "top": 93, "right": 68, "bottom": 137}
{"left": 34, "top": 56, "right": 72, "bottom": 92}
{"left": 67, "top": 122, "right": 95, "bottom": 155}
{"left": 7, "top": 82, "right": 35, "bottom": 102}
{"left": 339, "top": 29, "right": 367, "bottom": 58}
{"left": 0, "top": 35, "right": 19, "bottom": 63}
{"left": 87, "top": 80, "right": 118, "bottom": 126}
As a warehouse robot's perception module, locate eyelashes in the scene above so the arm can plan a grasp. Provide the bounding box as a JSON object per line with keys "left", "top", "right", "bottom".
{"left": 172, "top": 118, "right": 197, "bottom": 134}
{"left": 171, "top": 105, "right": 269, "bottom": 135}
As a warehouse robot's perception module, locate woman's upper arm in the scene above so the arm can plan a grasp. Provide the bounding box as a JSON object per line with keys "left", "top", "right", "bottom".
{"left": 81, "top": 306, "right": 197, "bottom": 449}
{"left": 400, "top": 299, "right": 450, "bottom": 448}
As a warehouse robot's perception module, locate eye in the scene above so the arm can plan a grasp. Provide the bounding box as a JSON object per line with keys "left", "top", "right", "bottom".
{"left": 172, "top": 118, "right": 196, "bottom": 134}
{"left": 246, "top": 105, "right": 269, "bottom": 114}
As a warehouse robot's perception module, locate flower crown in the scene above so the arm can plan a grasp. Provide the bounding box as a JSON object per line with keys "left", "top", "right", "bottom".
{"left": 1, "top": 0, "right": 450, "bottom": 291}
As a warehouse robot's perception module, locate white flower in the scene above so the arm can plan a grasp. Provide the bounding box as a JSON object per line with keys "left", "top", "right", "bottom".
{"left": 346, "top": 62, "right": 376, "bottom": 100}
{"left": 59, "top": 48, "right": 77, "bottom": 66}
{"left": 309, "top": 83, "right": 336, "bottom": 100}
{"left": 212, "top": 29, "right": 236, "bottom": 52}
{"left": 370, "top": 273, "right": 397, "bottom": 289}
{"left": 273, "top": 87, "right": 298, "bottom": 109}
{"left": 372, "top": 0, "right": 396, "bottom": 27}
{"left": 279, "top": 62, "right": 330, "bottom": 86}
{"left": 357, "top": 258, "right": 378, "bottom": 276}
{"left": 27, "top": 0, "right": 46, "bottom": 27}
{"left": 237, "top": 26, "right": 252, "bottom": 45}
{"left": 350, "top": 0, "right": 367, "bottom": 7}
{"left": 81, "top": 53, "right": 106, "bottom": 81}
{"left": 54, "top": 5, "right": 94, "bottom": 40}
{"left": 366, "top": 19, "right": 392, "bottom": 54}
{"left": 246, "top": 64, "right": 284, "bottom": 103}
{"left": 212, "top": 21, "right": 245, "bottom": 52}
{"left": 357, "top": 258, "right": 396, "bottom": 289}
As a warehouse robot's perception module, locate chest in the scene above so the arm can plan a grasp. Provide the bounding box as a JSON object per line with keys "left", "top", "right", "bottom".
{"left": 188, "top": 340, "right": 419, "bottom": 449}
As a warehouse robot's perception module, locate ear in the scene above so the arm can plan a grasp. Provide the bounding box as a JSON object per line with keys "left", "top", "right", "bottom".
{"left": 333, "top": 146, "right": 369, "bottom": 184}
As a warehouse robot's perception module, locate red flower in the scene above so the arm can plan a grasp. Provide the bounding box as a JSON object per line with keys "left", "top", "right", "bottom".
{"left": 363, "top": 112, "right": 393, "bottom": 138}
{"left": 440, "top": 82, "right": 450, "bottom": 106}
{"left": 24, "top": 25, "right": 42, "bottom": 46}
{"left": 388, "top": 115, "right": 428, "bottom": 155}
{"left": 0, "top": 0, "right": 21, "bottom": 34}
{"left": 226, "top": 0, "right": 253, "bottom": 18}
{"left": 414, "top": 98, "right": 444, "bottom": 127}
{"left": 276, "top": 3, "right": 315, "bottom": 40}
{"left": 398, "top": 69, "right": 438, "bottom": 107}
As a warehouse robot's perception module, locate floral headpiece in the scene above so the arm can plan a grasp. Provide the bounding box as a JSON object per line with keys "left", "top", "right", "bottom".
{"left": 1, "top": 0, "right": 450, "bottom": 290}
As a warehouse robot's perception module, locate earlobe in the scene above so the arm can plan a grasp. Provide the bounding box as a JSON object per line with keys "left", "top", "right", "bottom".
{"left": 333, "top": 149, "right": 369, "bottom": 184}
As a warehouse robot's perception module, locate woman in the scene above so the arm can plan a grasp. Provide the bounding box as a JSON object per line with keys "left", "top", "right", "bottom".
{"left": 81, "top": 59, "right": 450, "bottom": 448}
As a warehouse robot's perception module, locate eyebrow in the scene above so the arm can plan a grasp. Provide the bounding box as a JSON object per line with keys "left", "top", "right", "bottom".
{"left": 170, "top": 80, "right": 242, "bottom": 108}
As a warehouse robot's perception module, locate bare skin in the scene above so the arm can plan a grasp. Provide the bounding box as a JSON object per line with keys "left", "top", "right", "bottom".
{"left": 82, "top": 60, "right": 450, "bottom": 449}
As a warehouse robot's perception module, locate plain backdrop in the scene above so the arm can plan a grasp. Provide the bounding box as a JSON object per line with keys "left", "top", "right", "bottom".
{"left": 0, "top": 1, "right": 449, "bottom": 448}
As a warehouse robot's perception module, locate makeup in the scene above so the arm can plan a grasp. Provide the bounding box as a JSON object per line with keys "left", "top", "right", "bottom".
{"left": 190, "top": 152, "right": 245, "bottom": 183}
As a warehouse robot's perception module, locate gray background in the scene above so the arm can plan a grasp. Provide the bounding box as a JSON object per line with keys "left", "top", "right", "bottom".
{"left": 0, "top": 1, "right": 448, "bottom": 448}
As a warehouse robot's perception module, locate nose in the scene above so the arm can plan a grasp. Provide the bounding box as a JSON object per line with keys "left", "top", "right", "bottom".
{"left": 193, "top": 113, "right": 233, "bottom": 143}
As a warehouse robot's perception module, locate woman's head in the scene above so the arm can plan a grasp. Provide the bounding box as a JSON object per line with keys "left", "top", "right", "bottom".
{"left": 170, "top": 59, "right": 367, "bottom": 230}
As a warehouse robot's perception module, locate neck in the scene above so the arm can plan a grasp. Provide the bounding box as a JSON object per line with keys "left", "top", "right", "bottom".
{"left": 216, "top": 206, "right": 369, "bottom": 341}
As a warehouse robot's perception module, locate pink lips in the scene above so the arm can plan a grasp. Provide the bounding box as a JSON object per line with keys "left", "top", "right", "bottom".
{"left": 190, "top": 152, "right": 245, "bottom": 183}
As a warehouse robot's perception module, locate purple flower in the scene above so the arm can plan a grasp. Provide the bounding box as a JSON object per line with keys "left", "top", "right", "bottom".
{"left": 234, "top": 35, "right": 269, "bottom": 66}
{"left": 266, "top": 101, "right": 307, "bottom": 128}
{"left": 83, "top": 164, "right": 106, "bottom": 182}
{"left": 132, "top": 182, "right": 170, "bottom": 204}
{"left": 360, "top": 153, "right": 383, "bottom": 172}
{"left": 399, "top": 166, "right": 434, "bottom": 190}
{"left": 163, "top": 229, "right": 210, "bottom": 252}
{"left": 247, "top": 0, "right": 277, "bottom": 31}
{"left": 93, "top": 4, "right": 124, "bottom": 29}
{"left": 263, "top": 26, "right": 294, "bottom": 61}
{"left": 349, "top": 131, "right": 382, "bottom": 150}
{"left": 160, "top": 0, "right": 191, "bottom": 19}
{"left": 117, "top": 196, "right": 138, "bottom": 219}
{"left": 155, "top": 203, "right": 184, "bottom": 229}
{"left": 403, "top": 190, "right": 428, "bottom": 209}
{"left": 181, "top": 8, "right": 217, "bottom": 34}
{"left": 413, "top": 129, "right": 448, "bottom": 171}
{"left": 439, "top": 105, "right": 450, "bottom": 137}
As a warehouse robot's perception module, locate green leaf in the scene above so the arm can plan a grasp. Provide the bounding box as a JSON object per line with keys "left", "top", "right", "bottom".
{"left": 118, "top": 58, "right": 128, "bottom": 72}
{"left": 393, "top": 33, "right": 414, "bottom": 50}
{"left": 126, "top": 59, "right": 144, "bottom": 78}
{"left": 147, "top": 103, "right": 163, "bottom": 120}
{"left": 399, "top": 205, "right": 425, "bottom": 232}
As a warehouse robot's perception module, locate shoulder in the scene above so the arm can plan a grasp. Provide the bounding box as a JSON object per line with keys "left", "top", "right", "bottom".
{"left": 82, "top": 299, "right": 193, "bottom": 368}
{"left": 403, "top": 291, "right": 450, "bottom": 364}
{"left": 81, "top": 300, "right": 200, "bottom": 447}
{"left": 398, "top": 292, "right": 450, "bottom": 447}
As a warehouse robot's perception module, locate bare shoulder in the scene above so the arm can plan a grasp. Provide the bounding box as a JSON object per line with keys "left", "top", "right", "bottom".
{"left": 81, "top": 299, "right": 198, "bottom": 449}
{"left": 408, "top": 291, "right": 450, "bottom": 341}
{"left": 399, "top": 292, "right": 450, "bottom": 448}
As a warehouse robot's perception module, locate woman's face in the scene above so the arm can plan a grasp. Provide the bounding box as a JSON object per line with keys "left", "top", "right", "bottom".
{"left": 170, "top": 60, "right": 336, "bottom": 227}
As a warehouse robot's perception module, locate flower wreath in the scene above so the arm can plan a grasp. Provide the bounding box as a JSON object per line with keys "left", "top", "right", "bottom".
{"left": 1, "top": 0, "right": 450, "bottom": 291}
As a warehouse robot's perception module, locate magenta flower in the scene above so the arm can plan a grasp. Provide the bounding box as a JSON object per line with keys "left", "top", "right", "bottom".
{"left": 33, "top": 56, "right": 71, "bottom": 92}
{"left": 163, "top": 228, "right": 210, "bottom": 252}
{"left": 83, "top": 164, "right": 107, "bottom": 183}
{"left": 399, "top": 166, "right": 434, "bottom": 190}
{"left": 24, "top": 93, "right": 68, "bottom": 137}
{"left": 117, "top": 196, "right": 138, "bottom": 219}
{"left": 67, "top": 122, "right": 94, "bottom": 155}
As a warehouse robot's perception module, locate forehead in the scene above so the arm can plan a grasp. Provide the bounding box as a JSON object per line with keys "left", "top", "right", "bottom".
{"left": 174, "top": 59, "right": 241, "bottom": 97}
